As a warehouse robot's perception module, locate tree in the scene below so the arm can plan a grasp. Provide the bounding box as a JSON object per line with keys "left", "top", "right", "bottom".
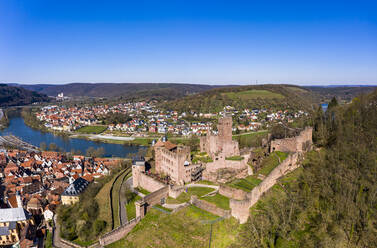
{"left": 40, "top": 142, "right": 47, "bottom": 151}
{"left": 48, "top": 143, "right": 58, "bottom": 151}
{"left": 86, "top": 147, "right": 96, "bottom": 157}
{"left": 94, "top": 147, "right": 105, "bottom": 157}
{"left": 327, "top": 96, "right": 338, "bottom": 110}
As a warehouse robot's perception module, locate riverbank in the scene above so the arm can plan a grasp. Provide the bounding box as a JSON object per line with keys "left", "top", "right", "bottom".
{"left": 1, "top": 117, "right": 143, "bottom": 157}
{"left": 0, "top": 109, "right": 9, "bottom": 130}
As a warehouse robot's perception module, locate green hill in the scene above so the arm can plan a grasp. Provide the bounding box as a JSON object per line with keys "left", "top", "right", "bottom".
{"left": 161, "top": 84, "right": 316, "bottom": 112}
{"left": 14, "top": 83, "right": 223, "bottom": 100}
{"left": 0, "top": 84, "right": 50, "bottom": 107}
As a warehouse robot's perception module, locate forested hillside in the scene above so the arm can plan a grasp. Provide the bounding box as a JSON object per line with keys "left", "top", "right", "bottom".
{"left": 231, "top": 90, "right": 377, "bottom": 247}
{"left": 0, "top": 84, "right": 50, "bottom": 107}
{"left": 14, "top": 83, "right": 222, "bottom": 100}
{"left": 305, "top": 86, "right": 376, "bottom": 104}
{"left": 161, "top": 85, "right": 316, "bottom": 112}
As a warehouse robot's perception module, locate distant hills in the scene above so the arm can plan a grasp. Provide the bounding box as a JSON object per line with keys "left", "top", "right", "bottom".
{"left": 304, "top": 86, "right": 377, "bottom": 103}
{"left": 0, "top": 84, "right": 50, "bottom": 107}
{"left": 6, "top": 83, "right": 376, "bottom": 110}
{"left": 11, "top": 83, "right": 222, "bottom": 100}
{"left": 160, "top": 84, "right": 317, "bottom": 112}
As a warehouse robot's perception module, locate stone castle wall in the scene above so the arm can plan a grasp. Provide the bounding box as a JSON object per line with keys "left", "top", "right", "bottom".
{"left": 137, "top": 173, "right": 166, "bottom": 193}
{"left": 230, "top": 153, "right": 300, "bottom": 223}
{"left": 190, "top": 195, "right": 231, "bottom": 218}
{"left": 270, "top": 127, "right": 312, "bottom": 153}
{"left": 99, "top": 217, "right": 141, "bottom": 246}
{"left": 169, "top": 185, "right": 185, "bottom": 199}
{"left": 143, "top": 185, "right": 170, "bottom": 209}
{"left": 219, "top": 184, "right": 248, "bottom": 200}
{"left": 229, "top": 198, "right": 251, "bottom": 224}
{"left": 205, "top": 156, "right": 249, "bottom": 173}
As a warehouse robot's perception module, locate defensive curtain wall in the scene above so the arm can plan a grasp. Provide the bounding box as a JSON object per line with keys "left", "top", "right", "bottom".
{"left": 99, "top": 217, "right": 141, "bottom": 246}
{"left": 219, "top": 184, "right": 248, "bottom": 201}
{"left": 270, "top": 127, "right": 313, "bottom": 153}
{"left": 135, "top": 185, "right": 170, "bottom": 218}
{"left": 228, "top": 152, "right": 301, "bottom": 223}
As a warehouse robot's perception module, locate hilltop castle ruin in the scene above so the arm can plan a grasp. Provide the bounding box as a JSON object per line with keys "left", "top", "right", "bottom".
{"left": 200, "top": 116, "right": 240, "bottom": 158}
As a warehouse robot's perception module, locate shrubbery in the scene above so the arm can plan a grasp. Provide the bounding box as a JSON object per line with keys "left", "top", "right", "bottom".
{"left": 58, "top": 160, "right": 131, "bottom": 242}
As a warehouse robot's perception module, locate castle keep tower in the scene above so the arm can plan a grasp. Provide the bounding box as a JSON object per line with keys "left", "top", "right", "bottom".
{"left": 218, "top": 116, "right": 233, "bottom": 145}
{"left": 200, "top": 115, "right": 239, "bottom": 159}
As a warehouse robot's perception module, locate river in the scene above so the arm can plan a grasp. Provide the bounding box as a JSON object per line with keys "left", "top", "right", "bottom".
{"left": 0, "top": 117, "right": 143, "bottom": 157}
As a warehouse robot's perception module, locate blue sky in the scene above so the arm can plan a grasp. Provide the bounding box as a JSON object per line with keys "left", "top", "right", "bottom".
{"left": 1, "top": 0, "right": 376, "bottom": 85}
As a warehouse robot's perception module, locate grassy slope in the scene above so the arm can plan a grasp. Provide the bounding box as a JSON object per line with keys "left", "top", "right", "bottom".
{"left": 106, "top": 206, "right": 240, "bottom": 248}
{"left": 95, "top": 169, "right": 129, "bottom": 232}
{"left": 112, "top": 169, "right": 131, "bottom": 228}
{"left": 126, "top": 194, "right": 142, "bottom": 220}
{"left": 258, "top": 151, "right": 288, "bottom": 176}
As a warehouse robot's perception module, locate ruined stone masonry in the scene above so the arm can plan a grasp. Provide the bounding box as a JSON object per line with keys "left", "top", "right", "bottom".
{"left": 227, "top": 127, "right": 313, "bottom": 223}
{"left": 270, "top": 127, "right": 313, "bottom": 153}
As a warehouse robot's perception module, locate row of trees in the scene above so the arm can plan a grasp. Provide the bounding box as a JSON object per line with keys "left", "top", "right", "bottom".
{"left": 232, "top": 91, "right": 377, "bottom": 247}
{"left": 39, "top": 142, "right": 106, "bottom": 157}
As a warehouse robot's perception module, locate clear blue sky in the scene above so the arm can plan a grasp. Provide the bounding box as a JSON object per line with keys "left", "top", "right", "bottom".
{"left": 1, "top": 0, "right": 376, "bottom": 85}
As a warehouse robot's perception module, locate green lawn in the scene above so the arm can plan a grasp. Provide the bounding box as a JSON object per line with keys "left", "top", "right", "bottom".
{"left": 258, "top": 151, "right": 288, "bottom": 176}
{"left": 223, "top": 90, "right": 284, "bottom": 100}
{"left": 202, "top": 193, "right": 230, "bottom": 210}
{"left": 106, "top": 206, "right": 240, "bottom": 248}
{"left": 76, "top": 125, "right": 107, "bottom": 134}
{"left": 226, "top": 175, "right": 262, "bottom": 192}
{"left": 126, "top": 194, "right": 142, "bottom": 220}
{"left": 166, "top": 187, "right": 214, "bottom": 204}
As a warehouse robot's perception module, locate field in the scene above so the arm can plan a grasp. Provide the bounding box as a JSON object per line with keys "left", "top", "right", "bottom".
{"left": 76, "top": 125, "right": 107, "bottom": 134}
{"left": 226, "top": 175, "right": 262, "bottom": 192}
{"left": 106, "top": 206, "right": 240, "bottom": 248}
{"left": 223, "top": 89, "right": 284, "bottom": 100}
